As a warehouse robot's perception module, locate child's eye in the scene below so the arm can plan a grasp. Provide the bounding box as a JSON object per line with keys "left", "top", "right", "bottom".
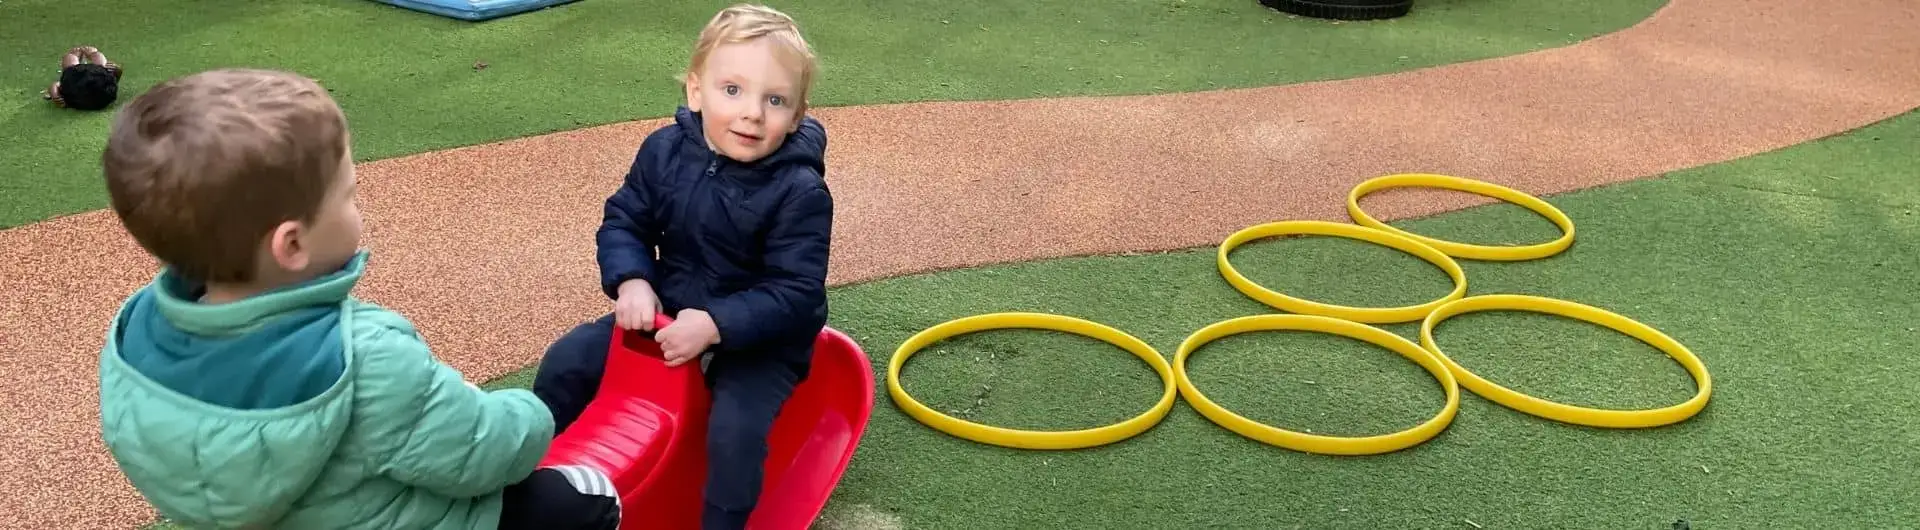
{"left": 724, "top": 84, "right": 739, "bottom": 96}
{"left": 768, "top": 95, "right": 786, "bottom": 106}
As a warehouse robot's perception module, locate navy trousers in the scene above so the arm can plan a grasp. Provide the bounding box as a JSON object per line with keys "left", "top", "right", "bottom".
{"left": 536, "top": 313, "right": 803, "bottom": 530}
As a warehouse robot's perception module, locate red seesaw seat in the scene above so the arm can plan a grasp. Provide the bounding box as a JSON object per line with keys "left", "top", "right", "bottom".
{"left": 538, "top": 314, "right": 874, "bottom": 530}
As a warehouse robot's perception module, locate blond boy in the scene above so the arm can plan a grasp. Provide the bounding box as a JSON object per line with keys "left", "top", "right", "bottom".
{"left": 535, "top": 5, "right": 833, "bottom": 529}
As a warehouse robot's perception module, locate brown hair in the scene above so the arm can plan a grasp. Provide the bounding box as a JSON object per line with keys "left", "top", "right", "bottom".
{"left": 686, "top": 4, "right": 819, "bottom": 115}
{"left": 102, "top": 68, "right": 349, "bottom": 284}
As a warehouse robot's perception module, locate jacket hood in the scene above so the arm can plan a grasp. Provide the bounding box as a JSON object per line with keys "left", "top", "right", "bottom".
{"left": 674, "top": 105, "right": 827, "bottom": 176}
{"left": 98, "top": 254, "right": 364, "bottom": 528}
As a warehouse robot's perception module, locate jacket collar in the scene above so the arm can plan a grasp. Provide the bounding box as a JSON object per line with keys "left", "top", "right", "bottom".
{"left": 152, "top": 250, "right": 369, "bottom": 336}
{"left": 673, "top": 105, "right": 827, "bottom": 179}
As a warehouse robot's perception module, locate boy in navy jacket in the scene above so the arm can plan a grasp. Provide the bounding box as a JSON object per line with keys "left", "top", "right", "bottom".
{"left": 535, "top": 5, "right": 832, "bottom": 529}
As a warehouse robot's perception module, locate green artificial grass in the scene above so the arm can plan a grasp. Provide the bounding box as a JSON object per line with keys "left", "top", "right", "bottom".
{"left": 0, "top": 0, "right": 1670, "bottom": 228}
{"left": 492, "top": 110, "right": 1919, "bottom": 529}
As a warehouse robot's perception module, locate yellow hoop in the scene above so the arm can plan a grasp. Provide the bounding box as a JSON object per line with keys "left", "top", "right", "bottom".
{"left": 887, "top": 313, "right": 1178, "bottom": 450}
{"left": 1347, "top": 173, "right": 1575, "bottom": 261}
{"left": 1420, "top": 294, "right": 1712, "bottom": 428}
{"left": 1174, "top": 314, "right": 1460, "bottom": 455}
{"left": 1217, "top": 220, "right": 1468, "bottom": 324}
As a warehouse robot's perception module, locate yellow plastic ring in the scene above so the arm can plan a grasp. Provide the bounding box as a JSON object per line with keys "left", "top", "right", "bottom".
{"left": 1218, "top": 220, "right": 1468, "bottom": 324}
{"left": 1347, "top": 173, "right": 1576, "bottom": 261}
{"left": 1419, "top": 294, "right": 1713, "bottom": 428}
{"left": 886, "top": 312, "right": 1178, "bottom": 450}
{"left": 1174, "top": 314, "right": 1460, "bottom": 455}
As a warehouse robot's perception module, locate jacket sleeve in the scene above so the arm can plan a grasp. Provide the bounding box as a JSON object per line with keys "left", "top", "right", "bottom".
{"left": 597, "top": 142, "right": 662, "bottom": 300}
{"left": 705, "top": 180, "right": 833, "bottom": 353}
{"left": 354, "top": 313, "right": 555, "bottom": 498}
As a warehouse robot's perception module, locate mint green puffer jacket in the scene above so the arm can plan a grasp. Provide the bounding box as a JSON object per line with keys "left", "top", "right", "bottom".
{"left": 99, "top": 251, "right": 556, "bottom": 529}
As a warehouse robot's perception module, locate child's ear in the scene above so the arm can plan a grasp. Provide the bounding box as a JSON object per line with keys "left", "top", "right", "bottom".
{"left": 265, "top": 221, "right": 312, "bottom": 273}
{"left": 683, "top": 72, "right": 703, "bottom": 112}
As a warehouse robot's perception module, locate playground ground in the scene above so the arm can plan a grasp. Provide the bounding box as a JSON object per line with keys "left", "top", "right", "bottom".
{"left": 2, "top": 0, "right": 1917, "bottom": 528}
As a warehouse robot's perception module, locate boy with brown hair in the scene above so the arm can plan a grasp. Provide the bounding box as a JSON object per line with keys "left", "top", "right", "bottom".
{"left": 96, "top": 68, "right": 619, "bottom": 529}
{"left": 535, "top": 4, "right": 833, "bottom": 529}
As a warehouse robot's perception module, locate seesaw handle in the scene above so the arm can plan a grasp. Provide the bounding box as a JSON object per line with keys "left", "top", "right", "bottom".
{"left": 626, "top": 313, "right": 678, "bottom": 334}
{"left": 612, "top": 313, "right": 681, "bottom": 359}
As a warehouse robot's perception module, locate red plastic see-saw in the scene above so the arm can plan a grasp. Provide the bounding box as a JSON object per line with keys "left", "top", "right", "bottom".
{"left": 538, "top": 314, "right": 874, "bottom": 529}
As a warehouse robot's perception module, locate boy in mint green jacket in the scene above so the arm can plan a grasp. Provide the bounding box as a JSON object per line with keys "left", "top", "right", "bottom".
{"left": 96, "top": 69, "right": 621, "bottom": 529}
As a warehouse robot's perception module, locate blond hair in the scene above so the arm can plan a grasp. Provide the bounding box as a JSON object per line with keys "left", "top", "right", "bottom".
{"left": 686, "top": 4, "right": 819, "bottom": 115}
{"left": 102, "top": 68, "right": 349, "bottom": 284}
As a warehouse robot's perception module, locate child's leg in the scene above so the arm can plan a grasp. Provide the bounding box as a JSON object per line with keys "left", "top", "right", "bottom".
{"left": 497, "top": 465, "right": 621, "bottom": 529}
{"left": 49, "top": 47, "right": 83, "bottom": 107}
{"left": 534, "top": 313, "right": 618, "bottom": 433}
{"left": 80, "top": 47, "right": 122, "bottom": 78}
{"left": 701, "top": 358, "right": 802, "bottom": 530}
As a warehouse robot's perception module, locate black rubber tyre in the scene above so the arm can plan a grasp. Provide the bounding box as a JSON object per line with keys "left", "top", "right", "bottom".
{"left": 1259, "top": 0, "right": 1413, "bottom": 20}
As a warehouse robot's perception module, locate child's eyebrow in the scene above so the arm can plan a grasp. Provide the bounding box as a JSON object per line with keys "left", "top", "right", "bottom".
{"left": 714, "top": 72, "right": 793, "bottom": 94}
{"left": 760, "top": 78, "right": 795, "bottom": 92}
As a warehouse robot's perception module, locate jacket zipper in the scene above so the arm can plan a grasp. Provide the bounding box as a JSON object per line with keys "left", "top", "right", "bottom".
{"left": 691, "top": 154, "right": 721, "bottom": 300}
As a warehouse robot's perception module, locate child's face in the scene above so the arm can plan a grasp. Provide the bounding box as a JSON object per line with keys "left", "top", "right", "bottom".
{"left": 263, "top": 147, "right": 363, "bottom": 281}
{"left": 306, "top": 154, "right": 364, "bottom": 272}
{"left": 685, "top": 37, "right": 806, "bottom": 163}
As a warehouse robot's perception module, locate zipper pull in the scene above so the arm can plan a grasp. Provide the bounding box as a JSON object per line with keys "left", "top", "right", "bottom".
{"left": 705, "top": 158, "right": 719, "bottom": 177}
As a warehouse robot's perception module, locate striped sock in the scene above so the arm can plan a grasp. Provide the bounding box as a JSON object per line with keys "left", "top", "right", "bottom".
{"left": 544, "top": 464, "right": 622, "bottom": 510}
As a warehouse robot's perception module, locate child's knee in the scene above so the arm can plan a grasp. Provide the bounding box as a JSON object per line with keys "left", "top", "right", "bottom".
{"left": 544, "top": 315, "right": 616, "bottom": 361}
{"left": 706, "top": 411, "right": 774, "bottom": 455}
{"left": 706, "top": 394, "right": 784, "bottom": 457}
{"left": 534, "top": 315, "right": 617, "bottom": 397}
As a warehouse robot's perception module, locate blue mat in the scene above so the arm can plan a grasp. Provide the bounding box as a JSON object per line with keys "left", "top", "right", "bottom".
{"left": 371, "top": 0, "right": 583, "bottom": 21}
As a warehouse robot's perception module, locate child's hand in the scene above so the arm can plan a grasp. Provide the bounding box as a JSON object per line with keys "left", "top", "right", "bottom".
{"left": 656, "top": 309, "right": 719, "bottom": 367}
{"left": 614, "top": 279, "right": 659, "bottom": 331}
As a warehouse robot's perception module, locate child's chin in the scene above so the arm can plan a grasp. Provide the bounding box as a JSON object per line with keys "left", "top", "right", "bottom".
{"left": 721, "top": 145, "right": 773, "bottom": 163}
{"left": 312, "top": 253, "right": 357, "bottom": 274}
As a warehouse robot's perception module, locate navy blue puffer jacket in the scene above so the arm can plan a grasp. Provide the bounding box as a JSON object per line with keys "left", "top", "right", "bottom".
{"left": 596, "top": 106, "right": 833, "bottom": 367}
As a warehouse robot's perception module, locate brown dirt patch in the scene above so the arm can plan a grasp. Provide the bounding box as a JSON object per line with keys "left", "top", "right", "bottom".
{"left": 2, "top": 0, "right": 1917, "bottom": 527}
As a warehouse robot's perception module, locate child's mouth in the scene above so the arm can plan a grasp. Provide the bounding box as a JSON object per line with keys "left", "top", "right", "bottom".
{"left": 731, "top": 131, "right": 763, "bottom": 143}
